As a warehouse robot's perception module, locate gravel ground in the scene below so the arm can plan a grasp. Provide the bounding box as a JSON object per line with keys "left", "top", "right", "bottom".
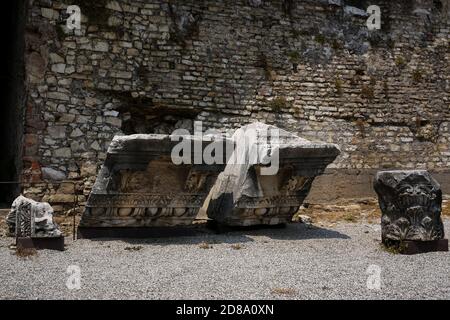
{"left": 0, "top": 220, "right": 449, "bottom": 300}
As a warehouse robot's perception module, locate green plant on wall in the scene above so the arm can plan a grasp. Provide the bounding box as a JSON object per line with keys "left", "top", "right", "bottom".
{"left": 361, "top": 84, "right": 375, "bottom": 100}
{"left": 287, "top": 50, "right": 300, "bottom": 64}
{"left": 355, "top": 118, "right": 366, "bottom": 137}
{"left": 314, "top": 34, "right": 326, "bottom": 45}
{"left": 383, "top": 80, "right": 389, "bottom": 98}
{"left": 265, "top": 97, "right": 292, "bottom": 112}
{"left": 331, "top": 38, "right": 343, "bottom": 50}
{"left": 395, "top": 56, "right": 407, "bottom": 69}
{"left": 335, "top": 78, "right": 343, "bottom": 95}
{"left": 412, "top": 69, "right": 423, "bottom": 83}
{"left": 291, "top": 29, "right": 302, "bottom": 39}
{"left": 287, "top": 50, "right": 301, "bottom": 72}
{"left": 256, "top": 53, "right": 274, "bottom": 81}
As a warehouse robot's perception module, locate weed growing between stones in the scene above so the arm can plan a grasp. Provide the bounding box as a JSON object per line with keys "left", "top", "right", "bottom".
{"left": 395, "top": 56, "right": 407, "bottom": 68}
{"left": 265, "top": 97, "right": 292, "bottom": 112}
{"left": 380, "top": 241, "right": 407, "bottom": 255}
{"left": 343, "top": 213, "right": 357, "bottom": 223}
{"left": 124, "top": 246, "right": 143, "bottom": 251}
{"left": 199, "top": 242, "right": 212, "bottom": 249}
{"left": 361, "top": 84, "right": 375, "bottom": 100}
{"left": 412, "top": 69, "right": 423, "bottom": 83}
{"left": 271, "top": 288, "right": 297, "bottom": 296}
{"left": 287, "top": 50, "right": 300, "bottom": 72}
{"left": 335, "top": 79, "right": 343, "bottom": 95}
{"left": 14, "top": 246, "right": 38, "bottom": 259}
{"left": 314, "top": 34, "right": 326, "bottom": 45}
{"left": 355, "top": 118, "right": 366, "bottom": 137}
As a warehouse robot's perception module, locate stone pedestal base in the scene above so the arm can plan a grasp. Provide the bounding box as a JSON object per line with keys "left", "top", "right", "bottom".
{"left": 16, "top": 237, "right": 65, "bottom": 251}
{"left": 384, "top": 239, "right": 448, "bottom": 255}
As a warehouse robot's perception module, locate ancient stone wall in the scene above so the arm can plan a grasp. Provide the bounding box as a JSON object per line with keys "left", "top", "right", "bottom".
{"left": 21, "top": 0, "right": 449, "bottom": 211}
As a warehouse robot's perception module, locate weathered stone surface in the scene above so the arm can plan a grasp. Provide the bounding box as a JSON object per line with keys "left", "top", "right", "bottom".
{"left": 48, "top": 194, "right": 76, "bottom": 203}
{"left": 374, "top": 170, "right": 445, "bottom": 242}
{"left": 26, "top": 52, "right": 46, "bottom": 83}
{"left": 206, "top": 123, "right": 340, "bottom": 226}
{"left": 42, "top": 167, "right": 66, "bottom": 181}
{"left": 6, "top": 195, "right": 62, "bottom": 237}
{"left": 79, "top": 134, "right": 230, "bottom": 228}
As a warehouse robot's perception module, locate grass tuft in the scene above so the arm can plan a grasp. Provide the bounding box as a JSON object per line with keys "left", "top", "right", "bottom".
{"left": 335, "top": 79, "right": 343, "bottom": 95}
{"left": 271, "top": 288, "right": 297, "bottom": 295}
{"left": 380, "top": 242, "right": 407, "bottom": 255}
{"left": 15, "top": 247, "right": 38, "bottom": 259}
{"left": 199, "top": 242, "right": 212, "bottom": 249}
{"left": 395, "top": 56, "right": 407, "bottom": 68}
{"left": 361, "top": 85, "right": 375, "bottom": 100}
{"left": 265, "top": 96, "right": 292, "bottom": 112}
{"left": 124, "top": 246, "right": 143, "bottom": 251}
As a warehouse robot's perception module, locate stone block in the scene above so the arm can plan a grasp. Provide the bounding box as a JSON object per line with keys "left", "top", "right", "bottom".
{"left": 374, "top": 170, "right": 445, "bottom": 242}
{"left": 206, "top": 123, "right": 340, "bottom": 226}
{"left": 79, "top": 133, "right": 231, "bottom": 229}
{"left": 49, "top": 194, "right": 76, "bottom": 203}
{"left": 42, "top": 167, "right": 66, "bottom": 181}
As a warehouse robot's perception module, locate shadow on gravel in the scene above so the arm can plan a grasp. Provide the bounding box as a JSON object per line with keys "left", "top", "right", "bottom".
{"left": 214, "top": 223, "right": 350, "bottom": 240}
{"left": 80, "top": 226, "right": 256, "bottom": 246}
{"left": 262, "top": 223, "right": 350, "bottom": 240}
{"left": 79, "top": 222, "right": 349, "bottom": 246}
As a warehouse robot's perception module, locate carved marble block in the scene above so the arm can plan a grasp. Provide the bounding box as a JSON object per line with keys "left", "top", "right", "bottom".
{"left": 7, "top": 195, "right": 62, "bottom": 237}
{"left": 79, "top": 134, "right": 230, "bottom": 228}
{"left": 206, "top": 123, "right": 340, "bottom": 226}
{"left": 374, "top": 170, "right": 445, "bottom": 243}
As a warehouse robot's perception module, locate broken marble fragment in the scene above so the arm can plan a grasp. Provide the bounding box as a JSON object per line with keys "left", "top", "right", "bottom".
{"left": 206, "top": 122, "right": 340, "bottom": 226}
{"left": 6, "top": 195, "right": 62, "bottom": 237}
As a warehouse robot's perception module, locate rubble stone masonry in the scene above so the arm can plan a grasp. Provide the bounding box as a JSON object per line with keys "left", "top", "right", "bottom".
{"left": 20, "top": 0, "right": 449, "bottom": 212}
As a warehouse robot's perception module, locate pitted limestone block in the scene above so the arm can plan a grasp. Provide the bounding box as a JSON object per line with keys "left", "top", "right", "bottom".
{"left": 6, "top": 195, "right": 62, "bottom": 237}
{"left": 79, "top": 134, "right": 231, "bottom": 228}
{"left": 206, "top": 123, "right": 340, "bottom": 226}
{"left": 374, "top": 170, "right": 445, "bottom": 242}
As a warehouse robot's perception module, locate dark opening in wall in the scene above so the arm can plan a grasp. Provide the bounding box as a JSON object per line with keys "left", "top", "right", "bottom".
{"left": 0, "top": 0, "right": 26, "bottom": 206}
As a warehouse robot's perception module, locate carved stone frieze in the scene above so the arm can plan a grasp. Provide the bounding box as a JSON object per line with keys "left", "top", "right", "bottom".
{"left": 79, "top": 134, "right": 230, "bottom": 228}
